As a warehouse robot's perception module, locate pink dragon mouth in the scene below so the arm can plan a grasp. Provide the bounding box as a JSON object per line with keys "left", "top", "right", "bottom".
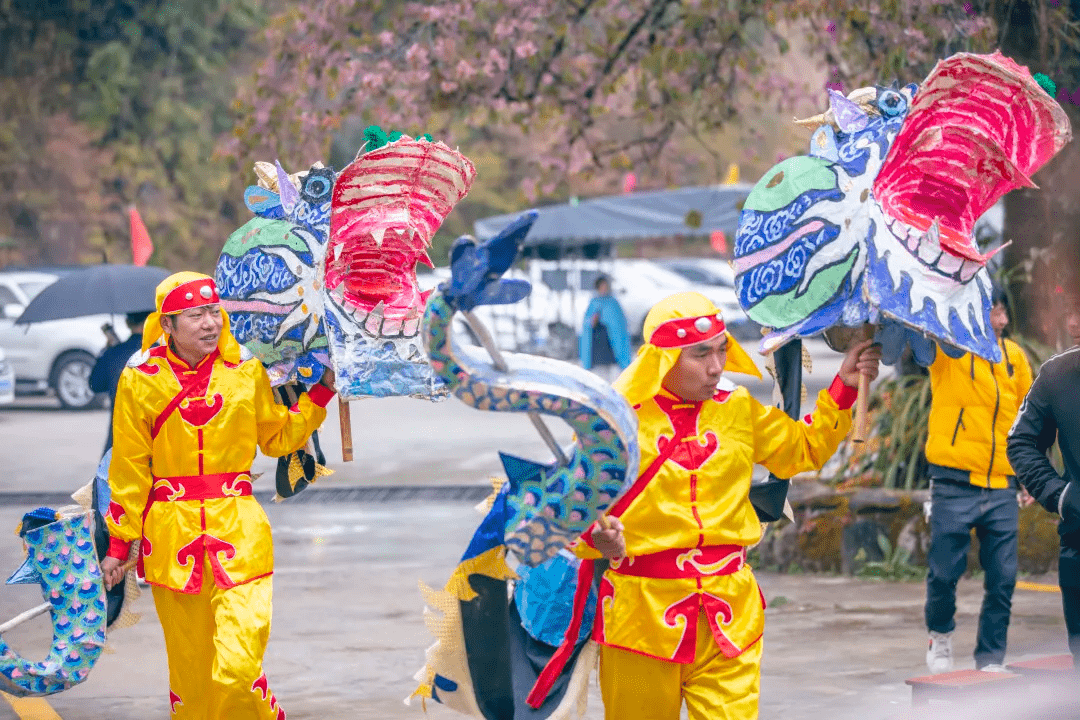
{"left": 323, "top": 225, "right": 432, "bottom": 337}
{"left": 874, "top": 51, "right": 1071, "bottom": 267}
{"left": 323, "top": 136, "right": 476, "bottom": 338}
{"left": 324, "top": 226, "right": 429, "bottom": 317}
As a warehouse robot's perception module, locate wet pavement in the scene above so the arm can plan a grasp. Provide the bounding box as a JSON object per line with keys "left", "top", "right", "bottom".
{"left": 1, "top": 340, "right": 849, "bottom": 495}
{"left": 0, "top": 501, "right": 1068, "bottom": 720}
{"left": 2, "top": 344, "right": 1057, "bottom": 719}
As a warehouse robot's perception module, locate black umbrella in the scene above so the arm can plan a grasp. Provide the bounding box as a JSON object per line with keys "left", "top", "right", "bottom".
{"left": 15, "top": 264, "right": 171, "bottom": 324}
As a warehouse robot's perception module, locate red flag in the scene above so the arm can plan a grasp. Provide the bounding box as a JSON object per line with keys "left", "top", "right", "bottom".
{"left": 710, "top": 230, "right": 728, "bottom": 255}
{"left": 130, "top": 206, "right": 153, "bottom": 266}
{"left": 622, "top": 172, "right": 636, "bottom": 194}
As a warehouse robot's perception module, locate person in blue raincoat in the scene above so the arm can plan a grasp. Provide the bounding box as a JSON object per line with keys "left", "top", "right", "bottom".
{"left": 580, "top": 275, "right": 632, "bottom": 382}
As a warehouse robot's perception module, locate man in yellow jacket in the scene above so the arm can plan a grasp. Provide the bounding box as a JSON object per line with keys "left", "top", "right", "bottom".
{"left": 576, "top": 292, "right": 880, "bottom": 720}
{"left": 923, "top": 290, "right": 1033, "bottom": 673}
{"left": 99, "top": 272, "right": 335, "bottom": 719}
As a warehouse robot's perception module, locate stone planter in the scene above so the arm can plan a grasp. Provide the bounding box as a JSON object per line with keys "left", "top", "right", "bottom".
{"left": 751, "top": 476, "right": 1061, "bottom": 576}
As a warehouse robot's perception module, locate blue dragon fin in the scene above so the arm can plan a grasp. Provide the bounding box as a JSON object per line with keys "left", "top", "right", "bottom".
{"left": 498, "top": 452, "right": 549, "bottom": 492}
{"left": 244, "top": 185, "right": 285, "bottom": 219}
{"left": 7, "top": 507, "right": 59, "bottom": 586}
{"left": 6, "top": 559, "right": 41, "bottom": 586}
{"left": 443, "top": 211, "right": 539, "bottom": 311}
{"left": 95, "top": 450, "right": 112, "bottom": 517}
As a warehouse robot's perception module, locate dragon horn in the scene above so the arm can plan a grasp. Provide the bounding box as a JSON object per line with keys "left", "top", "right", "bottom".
{"left": 795, "top": 108, "right": 840, "bottom": 131}
{"left": 275, "top": 160, "right": 300, "bottom": 213}
{"left": 254, "top": 162, "right": 279, "bottom": 192}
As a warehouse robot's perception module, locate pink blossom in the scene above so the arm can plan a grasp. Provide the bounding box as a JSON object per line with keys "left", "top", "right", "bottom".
{"left": 455, "top": 59, "right": 476, "bottom": 79}
{"left": 515, "top": 41, "right": 538, "bottom": 59}
{"left": 520, "top": 177, "right": 539, "bottom": 202}
{"left": 405, "top": 44, "right": 428, "bottom": 65}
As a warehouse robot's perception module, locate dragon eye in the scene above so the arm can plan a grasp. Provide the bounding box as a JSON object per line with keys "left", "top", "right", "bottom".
{"left": 877, "top": 89, "right": 907, "bottom": 117}
{"left": 299, "top": 167, "right": 335, "bottom": 203}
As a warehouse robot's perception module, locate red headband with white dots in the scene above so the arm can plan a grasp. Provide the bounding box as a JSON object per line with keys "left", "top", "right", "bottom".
{"left": 648, "top": 313, "right": 727, "bottom": 349}
{"left": 160, "top": 278, "right": 220, "bottom": 315}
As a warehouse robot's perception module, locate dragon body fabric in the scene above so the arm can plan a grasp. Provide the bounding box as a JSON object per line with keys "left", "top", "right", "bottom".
{"left": 734, "top": 52, "right": 1071, "bottom": 362}
{"left": 215, "top": 133, "right": 476, "bottom": 399}
{"left": 411, "top": 213, "right": 639, "bottom": 719}
{"left": 0, "top": 513, "right": 107, "bottom": 696}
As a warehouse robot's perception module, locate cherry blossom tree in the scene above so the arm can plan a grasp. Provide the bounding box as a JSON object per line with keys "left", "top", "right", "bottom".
{"left": 812, "top": 0, "right": 1080, "bottom": 345}
{"left": 240, "top": 0, "right": 1080, "bottom": 340}
{"left": 234, "top": 0, "right": 812, "bottom": 196}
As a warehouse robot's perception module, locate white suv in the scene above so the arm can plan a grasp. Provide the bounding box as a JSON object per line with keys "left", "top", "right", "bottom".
{"left": 525, "top": 259, "right": 751, "bottom": 356}
{"left": 417, "top": 268, "right": 552, "bottom": 354}
{"left": 0, "top": 347, "right": 14, "bottom": 405}
{"left": 0, "top": 270, "right": 129, "bottom": 409}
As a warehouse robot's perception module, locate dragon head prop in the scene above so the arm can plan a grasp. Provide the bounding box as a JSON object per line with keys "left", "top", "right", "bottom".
{"left": 216, "top": 129, "right": 476, "bottom": 398}
{"left": 734, "top": 52, "right": 1071, "bottom": 362}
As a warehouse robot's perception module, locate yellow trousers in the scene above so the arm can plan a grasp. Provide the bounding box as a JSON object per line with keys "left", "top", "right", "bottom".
{"left": 599, "top": 613, "right": 762, "bottom": 720}
{"left": 152, "top": 561, "right": 283, "bottom": 720}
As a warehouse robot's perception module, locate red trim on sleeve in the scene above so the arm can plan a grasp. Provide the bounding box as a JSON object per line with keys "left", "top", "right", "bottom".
{"left": 307, "top": 383, "right": 335, "bottom": 408}
{"left": 829, "top": 375, "right": 859, "bottom": 410}
{"left": 107, "top": 536, "right": 133, "bottom": 562}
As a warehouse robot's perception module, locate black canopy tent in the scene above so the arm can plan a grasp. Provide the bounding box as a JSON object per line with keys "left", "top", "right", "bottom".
{"left": 474, "top": 182, "right": 796, "bottom": 522}
{"left": 468, "top": 183, "right": 754, "bottom": 358}
{"left": 473, "top": 183, "right": 754, "bottom": 258}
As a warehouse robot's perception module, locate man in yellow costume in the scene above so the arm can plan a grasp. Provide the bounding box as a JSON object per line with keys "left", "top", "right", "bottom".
{"left": 99, "top": 272, "right": 335, "bottom": 720}
{"left": 574, "top": 292, "right": 880, "bottom": 720}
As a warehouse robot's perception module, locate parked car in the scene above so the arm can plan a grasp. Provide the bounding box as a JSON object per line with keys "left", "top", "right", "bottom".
{"left": 656, "top": 257, "right": 760, "bottom": 339}
{"left": 655, "top": 257, "right": 736, "bottom": 288}
{"left": 417, "top": 268, "right": 552, "bottom": 354}
{"left": 524, "top": 259, "right": 753, "bottom": 352}
{"left": 0, "top": 270, "right": 129, "bottom": 409}
{"left": 0, "top": 347, "right": 13, "bottom": 405}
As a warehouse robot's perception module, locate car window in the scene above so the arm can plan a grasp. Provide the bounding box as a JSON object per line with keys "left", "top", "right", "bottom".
{"left": 541, "top": 269, "right": 570, "bottom": 291}
{"left": 18, "top": 281, "right": 53, "bottom": 301}
{"left": 633, "top": 263, "right": 692, "bottom": 287}
{"left": 674, "top": 267, "right": 706, "bottom": 283}
{"left": 579, "top": 269, "right": 605, "bottom": 291}
{"left": 0, "top": 285, "right": 18, "bottom": 306}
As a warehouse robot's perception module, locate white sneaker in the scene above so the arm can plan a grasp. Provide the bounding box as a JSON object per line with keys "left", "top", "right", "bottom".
{"left": 927, "top": 631, "right": 954, "bottom": 674}
{"left": 979, "top": 664, "right": 1009, "bottom": 673}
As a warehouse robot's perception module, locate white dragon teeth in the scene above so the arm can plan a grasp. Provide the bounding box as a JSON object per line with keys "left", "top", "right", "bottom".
{"left": 364, "top": 302, "right": 385, "bottom": 335}
{"left": 935, "top": 252, "right": 964, "bottom": 275}
{"left": 401, "top": 316, "right": 421, "bottom": 338}
{"left": 371, "top": 226, "right": 387, "bottom": 248}
{"left": 959, "top": 259, "right": 981, "bottom": 283}
{"left": 917, "top": 239, "right": 941, "bottom": 265}
{"left": 382, "top": 316, "right": 404, "bottom": 335}
{"left": 881, "top": 211, "right": 986, "bottom": 285}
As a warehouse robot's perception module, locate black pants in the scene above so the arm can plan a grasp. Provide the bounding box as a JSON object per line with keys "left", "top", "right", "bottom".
{"left": 1063, "top": 585, "right": 1080, "bottom": 668}
{"left": 925, "top": 481, "right": 1018, "bottom": 667}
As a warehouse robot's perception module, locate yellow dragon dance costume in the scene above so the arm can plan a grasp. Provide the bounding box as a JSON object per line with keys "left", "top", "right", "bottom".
{"left": 567, "top": 292, "right": 858, "bottom": 720}
{"left": 105, "top": 272, "right": 334, "bottom": 719}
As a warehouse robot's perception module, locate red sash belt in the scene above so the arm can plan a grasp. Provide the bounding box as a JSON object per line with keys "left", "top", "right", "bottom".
{"left": 609, "top": 544, "right": 746, "bottom": 579}
{"left": 148, "top": 471, "right": 253, "bottom": 503}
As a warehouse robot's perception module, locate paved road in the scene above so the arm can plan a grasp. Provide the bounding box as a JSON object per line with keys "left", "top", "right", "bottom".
{"left": 0, "top": 501, "right": 1068, "bottom": 720}
{"left": 1, "top": 341, "right": 852, "bottom": 494}
{"left": 2, "top": 340, "right": 983, "bottom": 720}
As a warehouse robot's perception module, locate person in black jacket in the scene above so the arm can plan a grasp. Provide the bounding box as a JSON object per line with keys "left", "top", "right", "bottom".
{"left": 88, "top": 311, "right": 149, "bottom": 454}
{"left": 1006, "top": 299, "right": 1080, "bottom": 667}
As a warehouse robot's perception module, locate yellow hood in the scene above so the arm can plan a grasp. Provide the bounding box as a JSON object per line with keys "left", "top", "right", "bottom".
{"left": 141, "top": 271, "right": 242, "bottom": 364}
{"left": 613, "top": 292, "right": 761, "bottom": 407}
